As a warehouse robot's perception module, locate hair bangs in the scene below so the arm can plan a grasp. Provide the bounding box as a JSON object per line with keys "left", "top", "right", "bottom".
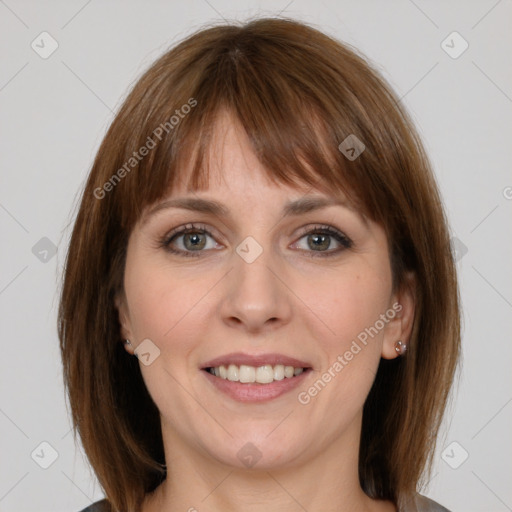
{"left": 113, "top": 29, "right": 384, "bottom": 234}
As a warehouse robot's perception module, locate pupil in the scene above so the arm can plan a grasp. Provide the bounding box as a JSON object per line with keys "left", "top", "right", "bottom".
{"left": 309, "top": 234, "right": 329, "bottom": 251}
{"left": 185, "top": 233, "right": 206, "bottom": 250}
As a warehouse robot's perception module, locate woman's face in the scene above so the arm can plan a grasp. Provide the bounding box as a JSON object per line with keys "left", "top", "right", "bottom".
{"left": 117, "top": 112, "right": 413, "bottom": 471}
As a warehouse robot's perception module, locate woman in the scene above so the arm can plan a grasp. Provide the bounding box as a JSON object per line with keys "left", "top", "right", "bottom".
{"left": 59, "top": 17, "right": 460, "bottom": 512}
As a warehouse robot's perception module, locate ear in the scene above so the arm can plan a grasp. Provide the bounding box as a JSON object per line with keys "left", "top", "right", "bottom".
{"left": 115, "top": 292, "right": 135, "bottom": 355}
{"left": 381, "top": 273, "right": 416, "bottom": 360}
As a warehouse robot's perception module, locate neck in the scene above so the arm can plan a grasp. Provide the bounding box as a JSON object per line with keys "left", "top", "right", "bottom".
{"left": 142, "top": 415, "right": 396, "bottom": 512}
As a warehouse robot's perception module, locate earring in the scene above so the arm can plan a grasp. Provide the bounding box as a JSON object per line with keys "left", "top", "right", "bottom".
{"left": 395, "top": 340, "right": 407, "bottom": 355}
{"left": 123, "top": 339, "right": 134, "bottom": 355}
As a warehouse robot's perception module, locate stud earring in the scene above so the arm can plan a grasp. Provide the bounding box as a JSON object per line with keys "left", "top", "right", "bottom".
{"left": 123, "top": 339, "right": 134, "bottom": 355}
{"left": 395, "top": 340, "right": 407, "bottom": 355}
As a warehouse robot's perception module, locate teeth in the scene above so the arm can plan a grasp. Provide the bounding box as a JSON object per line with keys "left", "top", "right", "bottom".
{"left": 284, "top": 365, "right": 294, "bottom": 378}
{"left": 208, "top": 363, "right": 306, "bottom": 384}
{"left": 273, "top": 364, "right": 285, "bottom": 381}
{"left": 227, "top": 364, "right": 239, "bottom": 382}
{"left": 255, "top": 365, "right": 274, "bottom": 384}
{"left": 239, "top": 364, "right": 255, "bottom": 383}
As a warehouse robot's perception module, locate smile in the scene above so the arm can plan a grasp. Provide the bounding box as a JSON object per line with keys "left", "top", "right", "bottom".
{"left": 205, "top": 363, "right": 306, "bottom": 383}
{"left": 200, "top": 352, "right": 312, "bottom": 402}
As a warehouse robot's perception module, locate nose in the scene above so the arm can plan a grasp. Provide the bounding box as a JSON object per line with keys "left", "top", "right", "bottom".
{"left": 219, "top": 242, "right": 293, "bottom": 335}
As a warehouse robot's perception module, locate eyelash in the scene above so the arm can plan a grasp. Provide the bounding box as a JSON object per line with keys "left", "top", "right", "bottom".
{"left": 159, "top": 223, "right": 353, "bottom": 258}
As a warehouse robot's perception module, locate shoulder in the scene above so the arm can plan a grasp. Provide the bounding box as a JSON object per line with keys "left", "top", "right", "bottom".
{"left": 77, "top": 499, "right": 111, "bottom": 512}
{"left": 402, "top": 493, "right": 451, "bottom": 512}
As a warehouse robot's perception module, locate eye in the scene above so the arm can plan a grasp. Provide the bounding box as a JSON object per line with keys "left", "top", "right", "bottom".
{"left": 292, "top": 225, "right": 352, "bottom": 257}
{"left": 159, "top": 223, "right": 352, "bottom": 258}
{"left": 160, "top": 223, "right": 222, "bottom": 257}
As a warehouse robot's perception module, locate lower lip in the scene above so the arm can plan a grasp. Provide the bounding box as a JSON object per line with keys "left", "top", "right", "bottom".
{"left": 202, "top": 369, "right": 311, "bottom": 402}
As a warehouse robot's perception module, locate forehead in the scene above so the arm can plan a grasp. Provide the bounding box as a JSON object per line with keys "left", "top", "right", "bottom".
{"left": 171, "top": 109, "right": 339, "bottom": 199}
{"left": 142, "top": 115, "right": 366, "bottom": 227}
{"left": 140, "top": 112, "right": 368, "bottom": 228}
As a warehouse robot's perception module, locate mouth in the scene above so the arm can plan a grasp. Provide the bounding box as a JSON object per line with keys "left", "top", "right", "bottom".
{"left": 200, "top": 353, "right": 313, "bottom": 402}
{"left": 202, "top": 364, "right": 311, "bottom": 384}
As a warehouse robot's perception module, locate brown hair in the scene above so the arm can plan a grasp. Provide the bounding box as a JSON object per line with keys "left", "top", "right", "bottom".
{"left": 59, "top": 17, "right": 460, "bottom": 512}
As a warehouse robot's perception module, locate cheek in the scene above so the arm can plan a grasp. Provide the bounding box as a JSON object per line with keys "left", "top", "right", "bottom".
{"left": 306, "top": 267, "right": 391, "bottom": 345}
{"left": 299, "top": 264, "right": 391, "bottom": 398}
{"left": 123, "top": 250, "right": 202, "bottom": 345}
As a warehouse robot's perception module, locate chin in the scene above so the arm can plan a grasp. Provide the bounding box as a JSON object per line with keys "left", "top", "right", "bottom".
{"left": 209, "top": 434, "right": 306, "bottom": 471}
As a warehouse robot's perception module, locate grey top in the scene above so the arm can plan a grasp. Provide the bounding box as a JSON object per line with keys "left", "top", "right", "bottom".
{"left": 78, "top": 494, "right": 450, "bottom": 511}
{"left": 412, "top": 494, "right": 450, "bottom": 511}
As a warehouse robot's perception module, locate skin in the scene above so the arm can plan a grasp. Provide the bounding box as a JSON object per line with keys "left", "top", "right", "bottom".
{"left": 116, "top": 111, "right": 415, "bottom": 512}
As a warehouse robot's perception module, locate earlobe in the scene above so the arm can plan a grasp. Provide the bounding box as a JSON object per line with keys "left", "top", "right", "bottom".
{"left": 123, "top": 339, "right": 134, "bottom": 354}
{"left": 381, "top": 274, "right": 416, "bottom": 360}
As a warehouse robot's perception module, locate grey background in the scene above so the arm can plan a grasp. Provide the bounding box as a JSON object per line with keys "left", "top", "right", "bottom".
{"left": 1, "top": 1, "right": 511, "bottom": 511}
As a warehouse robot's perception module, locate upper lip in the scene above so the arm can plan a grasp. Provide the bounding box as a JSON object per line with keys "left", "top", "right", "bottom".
{"left": 201, "top": 352, "right": 312, "bottom": 369}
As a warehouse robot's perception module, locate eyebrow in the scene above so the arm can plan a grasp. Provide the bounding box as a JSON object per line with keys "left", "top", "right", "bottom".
{"left": 142, "top": 196, "right": 364, "bottom": 224}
